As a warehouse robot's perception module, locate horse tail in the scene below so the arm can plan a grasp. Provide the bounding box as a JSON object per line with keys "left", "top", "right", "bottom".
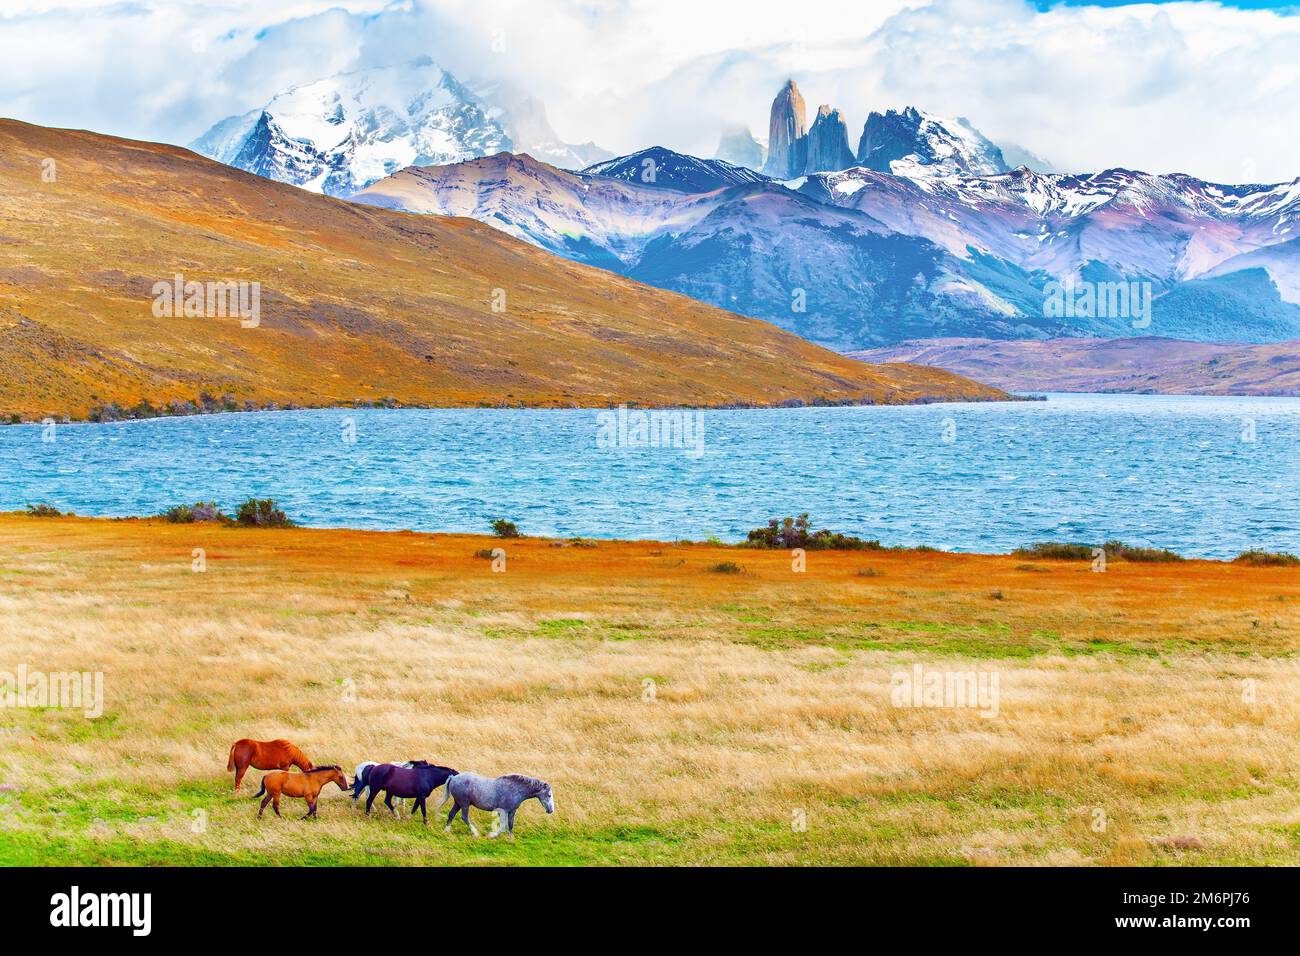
{"left": 438, "top": 772, "right": 457, "bottom": 809}
{"left": 253, "top": 777, "right": 267, "bottom": 799}
{"left": 351, "top": 764, "right": 370, "bottom": 799}
{"left": 226, "top": 742, "right": 238, "bottom": 772}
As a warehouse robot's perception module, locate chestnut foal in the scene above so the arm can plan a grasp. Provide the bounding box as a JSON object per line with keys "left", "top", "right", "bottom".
{"left": 255, "top": 766, "right": 349, "bottom": 820}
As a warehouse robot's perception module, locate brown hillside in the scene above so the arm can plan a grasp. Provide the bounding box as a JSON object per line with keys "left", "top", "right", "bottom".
{"left": 0, "top": 119, "right": 1006, "bottom": 419}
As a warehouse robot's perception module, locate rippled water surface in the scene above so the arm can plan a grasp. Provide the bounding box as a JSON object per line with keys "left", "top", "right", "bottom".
{"left": 2, "top": 394, "right": 1297, "bottom": 558}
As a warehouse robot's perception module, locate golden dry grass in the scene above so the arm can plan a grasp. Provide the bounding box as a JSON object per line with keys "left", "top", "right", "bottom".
{"left": 0, "top": 515, "right": 1297, "bottom": 865}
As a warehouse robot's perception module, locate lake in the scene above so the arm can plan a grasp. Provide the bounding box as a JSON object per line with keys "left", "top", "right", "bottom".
{"left": 1, "top": 394, "right": 1296, "bottom": 559}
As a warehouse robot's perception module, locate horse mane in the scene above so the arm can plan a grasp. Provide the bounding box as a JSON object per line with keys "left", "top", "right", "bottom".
{"left": 305, "top": 765, "right": 342, "bottom": 773}
{"left": 501, "top": 773, "right": 545, "bottom": 793}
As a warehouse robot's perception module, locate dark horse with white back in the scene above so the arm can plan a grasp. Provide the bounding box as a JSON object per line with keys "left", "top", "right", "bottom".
{"left": 364, "top": 762, "right": 458, "bottom": 824}
{"left": 441, "top": 772, "right": 554, "bottom": 837}
{"left": 352, "top": 760, "right": 420, "bottom": 802}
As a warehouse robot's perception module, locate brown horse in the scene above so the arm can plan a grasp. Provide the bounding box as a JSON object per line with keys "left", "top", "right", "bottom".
{"left": 255, "top": 766, "right": 349, "bottom": 819}
{"left": 227, "top": 738, "right": 313, "bottom": 791}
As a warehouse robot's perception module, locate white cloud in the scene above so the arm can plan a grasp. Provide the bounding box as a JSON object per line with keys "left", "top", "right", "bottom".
{"left": 858, "top": 0, "right": 1300, "bottom": 183}
{"left": 0, "top": 0, "right": 1296, "bottom": 183}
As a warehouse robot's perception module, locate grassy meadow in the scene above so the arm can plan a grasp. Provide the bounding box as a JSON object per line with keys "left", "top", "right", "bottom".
{"left": 0, "top": 513, "right": 1297, "bottom": 866}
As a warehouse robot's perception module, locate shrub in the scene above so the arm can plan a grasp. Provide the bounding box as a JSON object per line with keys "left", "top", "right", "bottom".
{"left": 1013, "top": 540, "right": 1183, "bottom": 562}
{"left": 473, "top": 548, "right": 498, "bottom": 559}
{"left": 1103, "top": 540, "right": 1183, "bottom": 562}
{"left": 1234, "top": 550, "right": 1300, "bottom": 567}
{"left": 491, "top": 518, "right": 521, "bottom": 539}
{"left": 192, "top": 501, "right": 225, "bottom": 523}
{"left": 159, "top": 504, "right": 193, "bottom": 523}
{"left": 710, "top": 561, "right": 744, "bottom": 574}
{"left": 25, "top": 503, "right": 63, "bottom": 518}
{"left": 233, "top": 498, "right": 294, "bottom": 528}
{"left": 87, "top": 402, "right": 127, "bottom": 423}
{"left": 1011, "top": 542, "right": 1095, "bottom": 560}
{"left": 159, "top": 501, "right": 227, "bottom": 524}
{"left": 743, "top": 513, "right": 881, "bottom": 551}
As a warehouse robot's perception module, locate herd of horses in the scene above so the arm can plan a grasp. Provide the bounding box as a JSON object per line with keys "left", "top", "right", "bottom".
{"left": 227, "top": 738, "right": 555, "bottom": 837}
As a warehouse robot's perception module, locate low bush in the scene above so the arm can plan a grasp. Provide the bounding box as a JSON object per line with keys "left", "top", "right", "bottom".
{"left": 233, "top": 498, "right": 294, "bottom": 528}
{"left": 1233, "top": 550, "right": 1300, "bottom": 567}
{"left": 743, "top": 513, "right": 881, "bottom": 551}
{"left": 1014, "top": 540, "right": 1183, "bottom": 562}
{"left": 710, "top": 561, "right": 744, "bottom": 574}
{"left": 491, "top": 518, "right": 521, "bottom": 539}
{"left": 159, "top": 501, "right": 227, "bottom": 524}
{"left": 25, "top": 503, "right": 63, "bottom": 517}
{"left": 1011, "top": 542, "right": 1095, "bottom": 560}
{"left": 87, "top": 392, "right": 276, "bottom": 423}
{"left": 1103, "top": 540, "right": 1183, "bottom": 562}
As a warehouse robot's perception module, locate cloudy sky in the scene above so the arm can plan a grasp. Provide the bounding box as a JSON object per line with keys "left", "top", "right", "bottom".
{"left": 1, "top": 0, "right": 1297, "bottom": 182}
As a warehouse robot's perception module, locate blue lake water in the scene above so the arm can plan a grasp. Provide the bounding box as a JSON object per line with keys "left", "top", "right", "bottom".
{"left": 1, "top": 394, "right": 1297, "bottom": 559}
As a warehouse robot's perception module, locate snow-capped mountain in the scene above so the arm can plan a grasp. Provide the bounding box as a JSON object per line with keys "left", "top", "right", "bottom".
{"left": 581, "top": 147, "right": 768, "bottom": 193}
{"left": 352, "top": 143, "right": 1300, "bottom": 349}
{"left": 755, "top": 81, "right": 1010, "bottom": 181}
{"left": 351, "top": 152, "right": 688, "bottom": 268}
{"left": 803, "top": 162, "right": 1300, "bottom": 341}
{"left": 856, "top": 106, "right": 1009, "bottom": 179}
{"left": 800, "top": 165, "right": 1300, "bottom": 301}
{"left": 351, "top": 150, "right": 1073, "bottom": 348}
{"left": 190, "top": 58, "right": 512, "bottom": 197}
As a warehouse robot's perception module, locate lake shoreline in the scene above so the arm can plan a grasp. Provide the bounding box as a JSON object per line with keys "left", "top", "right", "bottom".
{"left": 1, "top": 391, "right": 1037, "bottom": 427}
{"left": 2, "top": 512, "right": 1293, "bottom": 567}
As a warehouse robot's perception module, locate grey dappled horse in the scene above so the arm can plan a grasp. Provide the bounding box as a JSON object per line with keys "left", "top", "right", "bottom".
{"left": 441, "top": 772, "right": 554, "bottom": 837}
